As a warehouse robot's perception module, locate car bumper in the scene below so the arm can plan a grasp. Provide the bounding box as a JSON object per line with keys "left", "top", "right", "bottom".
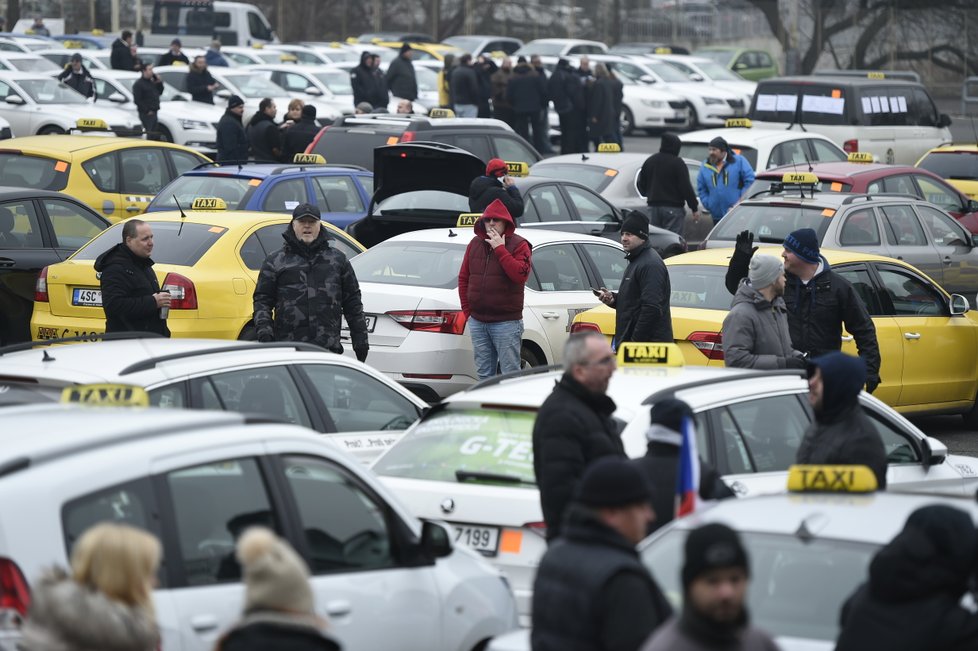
{"left": 32, "top": 307, "right": 245, "bottom": 341}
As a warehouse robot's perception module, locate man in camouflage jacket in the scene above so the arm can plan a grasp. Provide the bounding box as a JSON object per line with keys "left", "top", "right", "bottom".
{"left": 253, "top": 203, "right": 369, "bottom": 361}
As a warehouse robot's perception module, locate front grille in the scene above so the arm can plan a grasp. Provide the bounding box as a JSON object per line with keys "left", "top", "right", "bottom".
{"left": 668, "top": 100, "right": 687, "bottom": 109}
{"left": 727, "top": 99, "right": 745, "bottom": 109}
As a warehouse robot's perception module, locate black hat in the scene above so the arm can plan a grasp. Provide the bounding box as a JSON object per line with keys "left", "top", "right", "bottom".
{"left": 292, "top": 203, "right": 321, "bottom": 221}
{"left": 620, "top": 211, "right": 649, "bottom": 240}
{"left": 682, "top": 523, "right": 750, "bottom": 589}
{"left": 301, "top": 104, "right": 317, "bottom": 120}
{"left": 399, "top": 43, "right": 412, "bottom": 54}
{"left": 708, "top": 136, "right": 728, "bottom": 150}
{"left": 70, "top": 53, "right": 82, "bottom": 63}
{"left": 783, "top": 227, "right": 820, "bottom": 264}
{"left": 227, "top": 94, "right": 245, "bottom": 109}
{"left": 171, "top": 38, "right": 182, "bottom": 47}
{"left": 574, "top": 457, "right": 652, "bottom": 508}
{"left": 649, "top": 398, "right": 693, "bottom": 434}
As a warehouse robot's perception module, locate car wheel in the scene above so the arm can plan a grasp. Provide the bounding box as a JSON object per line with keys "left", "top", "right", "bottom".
{"left": 621, "top": 107, "right": 634, "bottom": 137}
{"left": 688, "top": 105, "right": 700, "bottom": 130}
{"left": 962, "top": 396, "right": 978, "bottom": 428}
{"left": 157, "top": 126, "right": 173, "bottom": 143}
{"left": 520, "top": 344, "right": 542, "bottom": 369}
{"left": 37, "top": 125, "right": 64, "bottom": 135}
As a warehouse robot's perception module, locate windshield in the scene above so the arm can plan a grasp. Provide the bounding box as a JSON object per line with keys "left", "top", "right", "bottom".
{"left": 219, "top": 72, "right": 286, "bottom": 98}
{"left": 352, "top": 240, "right": 466, "bottom": 289}
{"left": 9, "top": 57, "right": 57, "bottom": 72}
{"left": 313, "top": 70, "right": 353, "bottom": 95}
{"left": 375, "top": 190, "right": 469, "bottom": 216}
{"left": 73, "top": 221, "right": 227, "bottom": 266}
{"left": 667, "top": 264, "right": 737, "bottom": 309}
{"left": 696, "top": 60, "right": 742, "bottom": 81}
{"left": 0, "top": 153, "right": 68, "bottom": 190}
{"left": 642, "top": 529, "right": 875, "bottom": 642}
{"left": 515, "top": 42, "right": 564, "bottom": 56}
{"left": 917, "top": 151, "right": 978, "bottom": 181}
{"left": 710, "top": 203, "right": 832, "bottom": 244}
{"left": 17, "top": 78, "right": 87, "bottom": 104}
{"left": 531, "top": 163, "right": 617, "bottom": 193}
{"left": 646, "top": 60, "right": 690, "bottom": 83}
{"left": 696, "top": 49, "right": 736, "bottom": 66}
{"left": 372, "top": 408, "right": 536, "bottom": 484}
{"left": 681, "top": 142, "right": 758, "bottom": 169}
{"left": 150, "top": 175, "right": 258, "bottom": 211}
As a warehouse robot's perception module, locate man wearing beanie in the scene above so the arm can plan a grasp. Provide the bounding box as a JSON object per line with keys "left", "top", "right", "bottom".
{"left": 638, "top": 133, "right": 700, "bottom": 235}
{"left": 724, "top": 227, "right": 880, "bottom": 392}
{"left": 386, "top": 43, "right": 418, "bottom": 102}
{"left": 216, "top": 94, "right": 249, "bottom": 162}
{"left": 458, "top": 198, "right": 531, "bottom": 379}
{"left": 636, "top": 399, "right": 733, "bottom": 535}
{"left": 468, "top": 158, "right": 524, "bottom": 218}
{"left": 215, "top": 527, "right": 341, "bottom": 650}
{"left": 722, "top": 254, "right": 806, "bottom": 369}
{"left": 533, "top": 457, "right": 673, "bottom": 651}
{"left": 641, "top": 523, "right": 779, "bottom": 651}
{"left": 695, "top": 136, "right": 755, "bottom": 223}
{"left": 282, "top": 104, "right": 320, "bottom": 162}
{"left": 596, "top": 212, "right": 673, "bottom": 346}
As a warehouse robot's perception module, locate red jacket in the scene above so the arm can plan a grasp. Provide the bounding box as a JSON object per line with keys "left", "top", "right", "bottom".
{"left": 458, "top": 199, "right": 532, "bottom": 322}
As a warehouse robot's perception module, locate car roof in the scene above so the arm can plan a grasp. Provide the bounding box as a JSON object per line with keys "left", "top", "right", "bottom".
{"left": 375, "top": 227, "right": 623, "bottom": 248}
{"left": 0, "top": 135, "right": 200, "bottom": 158}
{"left": 182, "top": 161, "right": 369, "bottom": 179}
{"left": 680, "top": 128, "right": 829, "bottom": 145}
{"left": 926, "top": 144, "right": 978, "bottom": 153}
{"left": 756, "top": 161, "right": 919, "bottom": 180}
{"left": 0, "top": 185, "right": 104, "bottom": 202}
{"left": 335, "top": 114, "right": 514, "bottom": 131}
{"left": 118, "top": 208, "right": 353, "bottom": 237}
{"left": 759, "top": 75, "right": 921, "bottom": 88}
{"left": 523, "top": 38, "right": 605, "bottom": 45}
{"left": 669, "top": 246, "right": 903, "bottom": 268}
{"left": 0, "top": 69, "right": 60, "bottom": 79}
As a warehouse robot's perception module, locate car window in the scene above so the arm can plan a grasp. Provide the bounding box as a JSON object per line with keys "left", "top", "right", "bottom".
{"left": 150, "top": 174, "right": 256, "bottom": 210}
{"left": 451, "top": 134, "right": 492, "bottom": 162}
{"left": 916, "top": 204, "right": 969, "bottom": 247}
{"left": 199, "top": 366, "right": 313, "bottom": 427}
{"left": 524, "top": 185, "right": 570, "bottom": 224}
{"left": 120, "top": 148, "right": 168, "bottom": 195}
{"left": 834, "top": 265, "right": 883, "bottom": 316}
{"left": 564, "top": 185, "right": 617, "bottom": 222}
{"left": 277, "top": 71, "right": 312, "bottom": 93}
{"left": 809, "top": 138, "right": 847, "bottom": 162}
{"left": 768, "top": 140, "right": 811, "bottom": 169}
{"left": 715, "top": 408, "right": 754, "bottom": 474}
{"left": 838, "top": 208, "right": 881, "bottom": 247}
{"left": 757, "top": 51, "right": 773, "bottom": 67}
{"left": 914, "top": 176, "right": 961, "bottom": 213}
{"left": 262, "top": 178, "right": 308, "bottom": 211}
{"left": 876, "top": 266, "right": 945, "bottom": 316}
{"left": 881, "top": 175, "right": 918, "bottom": 197}
{"left": 299, "top": 364, "right": 418, "bottom": 432}
{"left": 530, "top": 163, "right": 615, "bottom": 193}
{"left": 668, "top": 264, "right": 731, "bottom": 309}
{"left": 0, "top": 153, "right": 69, "bottom": 191}
{"left": 710, "top": 205, "right": 830, "bottom": 244}
{"left": 494, "top": 136, "right": 537, "bottom": 163}
{"left": 911, "top": 88, "right": 939, "bottom": 127}
{"left": 83, "top": 153, "right": 118, "bottom": 193}
{"left": 168, "top": 149, "right": 205, "bottom": 177}
{"left": 864, "top": 409, "right": 921, "bottom": 464}
{"left": 62, "top": 478, "right": 159, "bottom": 562}
{"left": 313, "top": 175, "right": 364, "bottom": 213}
{"left": 279, "top": 455, "right": 394, "bottom": 572}
{"left": 148, "top": 383, "right": 186, "bottom": 408}
{"left": 881, "top": 205, "right": 927, "bottom": 246}
{"left": 352, "top": 241, "right": 466, "bottom": 289}
{"left": 0, "top": 200, "right": 42, "bottom": 248}
{"left": 722, "top": 395, "right": 810, "bottom": 473}
{"left": 357, "top": 174, "right": 373, "bottom": 197}
{"left": 165, "top": 457, "right": 278, "bottom": 585}
{"left": 580, "top": 242, "right": 626, "bottom": 291}
{"left": 529, "top": 243, "right": 588, "bottom": 292}
{"left": 42, "top": 198, "right": 106, "bottom": 250}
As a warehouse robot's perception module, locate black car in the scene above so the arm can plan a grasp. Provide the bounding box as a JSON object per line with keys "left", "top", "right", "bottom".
{"left": 0, "top": 188, "right": 110, "bottom": 345}
{"left": 308, "top": 114, "right": 542, "bottom": 170}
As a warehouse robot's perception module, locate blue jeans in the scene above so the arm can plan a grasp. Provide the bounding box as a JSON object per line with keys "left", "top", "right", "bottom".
{"left": 469, "top": 317, "right": 523, "bottom": 380}
{"left": 454, "top": 104, "right": 478, "bottom": 118}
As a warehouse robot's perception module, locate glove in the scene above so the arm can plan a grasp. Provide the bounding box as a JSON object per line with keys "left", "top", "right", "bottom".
{"left": 735, "top": 230, "right": 758, "bottom": 258}
{"left": 866, "top": 377, "right": 880, "bottom": 394}
{"left": 256, "top": 330, "right": 273, "bottom": 343}
{"left": 784, "top": 356, "right": 807, "bottom": 369}
{"left": 354, "top": 346, "right": 369, "bottom": 363}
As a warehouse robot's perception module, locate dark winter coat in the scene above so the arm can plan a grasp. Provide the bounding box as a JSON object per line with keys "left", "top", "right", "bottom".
{"left": 532, "top": 374, "right": 625, "bottom": 540}
{"left": 723, "top": 280, "right": 800, "bottom": 369}
{"left": 532, "top": 506, "right": 673, "bottom": 651}
{"left": 468, "top": 175, "right": 524, "bottom": 218}
{"left": 283, "top": 117, "right": 321, "bottom": 162}
{"left": 641, "top": 612, "right": 780, "bottom": 651}
{"left": 206, "top": 48, "right": 229, "bottom": 67}
{"left": 95, "top": 242, "right": 170, "bottom": 337}
{"left": 587, "top": 77, "right": 617, "bottom": 137}
{"left": 450, "top": 63, "right": 480, "bottom": 106}
{"left": 216, "top": 109, "right": 249, "bottom": 162}
{"left": 186, "top": 68, "right": 217, "bottom": 104}
{"left": 457, "top": 208, "right": 531, "bottom": 322}
{"left": 253, "top": 227, "right": 368, "bottom": 355}
{"left": 609, "top": 74, "right": 624, "bottom": 125}
{"left": 795, "top": 351, "right": 887, "bottom": 488}
{"left": 638, "top": 133, "right": 698, "bottom": 210}
{"left": 132, "top": 75, "right": 163, "bottom": 114}
{"left": 217, "top": 612, "right": 342, "bottom": 651}
{"left": 612, "top": 241, "right": 673, "bottom": 344}
{"left": 548, "top": 61, "right": 585, "bottom": 114}
{"left": 57, "top": 65, "right": 95, "bottom": 99}
{"left": 110, "top": 37, "right": 135, "bottom": 71}
{"left": 157, "top": 50, "right": 190, "bottom": 67}
{"left": 247, "top": 111, "right": 282, "bottom": 162}
{"left": 350, "top": 54, "right": 389, "bottom": 109}
{"left": 385, "top": 54, "right": 418, "bottom": 101}
{"left": 506, "top": 62, "right": 546, "bottom": 115}
{"left": 490, "top": 67, "right": 513, "bottom": 111}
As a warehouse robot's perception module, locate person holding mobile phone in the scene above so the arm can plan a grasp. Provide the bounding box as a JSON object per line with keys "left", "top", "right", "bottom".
{"left": 132, "top": 62, "right": 164, "bottom": 140}
{"left": 469, "top": 158, "right": 524, "bottom": 218}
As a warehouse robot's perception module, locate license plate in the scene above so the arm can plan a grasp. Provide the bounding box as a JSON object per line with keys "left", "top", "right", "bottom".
{"left": 452, "top": 523, "right": 500, "bottom": 556}
{"left": 72, "top": 288, "right": 102, "bottom": 307}
{"left": 341, "top": 314, "right": 376, "bottom": 334}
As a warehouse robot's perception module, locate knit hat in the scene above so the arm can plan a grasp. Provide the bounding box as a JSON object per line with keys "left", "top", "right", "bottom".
{"left": 748, "top": 254, "right": 783, "bottom": 289}
{"left": 70, "top": 52, "right": 83, "bottom": 63}
{"left": 292, "top": 202, "right": 320, "bottom": 221}
{"left": 227, "top": 94, "right": 245, "bottom": 109}
{"left": 301, "top": 104, "right": 317, "bottom": 120}
{"left": 708, "top": 136, "right": 728, "bottom": 150}
{"left": 171, "top": 38, "right": 182, "bottom": 46}
{"left": 682, "top": 523, "right": 750, "bottom": 590}
{"left": 355, "top": 101, "right": 373, "bottom": 113}
{"left": 783, "top": 227, "right": 820, "bottom": 264}
{"left": 575, "top": 457, "right": 653, "bottom": 508}
{"left": 399, "top": 43, "right": 412, "bottom": 54}
{"left": 486, "top": 158, "right": 507, "bottom": 178}
{"left": 620, "top": 211, "right": 649, "bottom": 240}
{"left": 237, "top": 527, "right": 315, "bottom": 616}
{"left": 649, "top": 398, "right": 693, "bottom": 434}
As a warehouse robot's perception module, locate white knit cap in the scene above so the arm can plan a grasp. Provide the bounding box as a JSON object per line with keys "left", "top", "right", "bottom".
{"left": 237, "top": 527, "right": 314, "bottom": 616}
{"left": 748, "top": 254, "right": 783, "bottom": 289}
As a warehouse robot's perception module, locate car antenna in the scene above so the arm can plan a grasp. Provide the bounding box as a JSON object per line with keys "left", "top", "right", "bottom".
{"left": 581, "top": 153, "right": 589, "bottom": 161}
{"left": 448, "top": 228, "right": 457, "bottom": 237}
{"left": 173, "top": 195, "right": 187, "bottom": 237}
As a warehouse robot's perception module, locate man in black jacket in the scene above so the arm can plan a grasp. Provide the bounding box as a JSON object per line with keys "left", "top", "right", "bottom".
{"left": 449, "top": 53, "right": 480, "bottom": 118}
{"left": 157, "top": 39, "right": 190, "bottom": 67}
{"left": 637, "top": 132, "right": 700, "bottom": 235}
{"left": 282, "top": 105, "right": 319, "bottom": 162}
{"left": 247, "top": 98, "right": 282, "bottom": 162}
{"left": 110, "top": 30, "right": 135, "bottom": 71}
{"left": 385, "top": 44, "right": 417, "bottom": 102}
{"left": 95, "top": 219, "right": 170, "bottom": 337}
{"left": 187, "top": 56, "right": 218, "bottom": 104}
{"left": 596, "top": 212, "right": 673, "bottom": 347}
{"left": 548, "top": 58, "right": 586, "bottom": 154}
{"left": 506, "top": 57, "right": 547, "bottom": 149}
{"left": 468, "top": 158, "right": 524, "bottom": 218}
{"left": 350, "top": 52, "right": 388, "bottom": 110}
{"left": 533, "top": 457, "right": 672, "bottom": 651}
{"left": 796, "top": 351, "right": 888, "bottom": 488}
{"left": 533, "top": 331, "right": 625, "bottom": 540}
{"left": 216, "top": 95, "right": 248, "bottom": 162}
{"left": 132, "top": 63, "right": 163, "bottom": 139}
{"left": 57, "top": 53, "right": 95, "bottom": 100}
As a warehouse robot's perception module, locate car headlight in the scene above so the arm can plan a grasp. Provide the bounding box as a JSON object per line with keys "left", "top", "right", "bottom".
{"left": 703, "top": 97, "right": 724, "bottom": 105}
{"left": 640, "top": 99, "right": 666, "bottom": 108}
{"left": 179, "top": 119, "right": 212, "bottom": 130}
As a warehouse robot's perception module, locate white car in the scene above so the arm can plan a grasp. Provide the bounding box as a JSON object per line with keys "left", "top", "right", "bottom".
{"left": 652, "top": 53, "right": 757, "bottom": 108}
{"left": 345, "top": 228, "right": 625, "bottom": 401}
{"left": 220, "top": 45, "right": 296, "bottom": 66}
{"left": 679, "top": 125, "right": 848, "bottom": 171}
{"left": 36, "top": 47, "right": 109, "bottom": 70}
{"left": 370, "top": 355, "right": 978, "bottom": 622}
{"left": 0, "top": 71, "right": 142, "bottom": 136}
{"left": 513, "top": 38, "right": 608, "bottom": 58}
{"left": 250, "top": 64, "right": 392, "bottom": 115}
{"left": 298, "top": 42, "right": 365, "bottom": 65}
{"left": 0, "top": 404, "right": 518, "bottom": 651}
{"left": 89, "top": 69, "right": 224, "bottom": 154}
{"left": 264, "top": 43, "right": 337, "bottom": 66}
{"left": 0, "top": 51, "right": 59, "bottom": 72}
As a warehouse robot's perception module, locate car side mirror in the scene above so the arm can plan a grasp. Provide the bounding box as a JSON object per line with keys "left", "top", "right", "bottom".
{"left": 304, "top": 86, "right": 322, "bottom": 96}
{"left": 107, "top": 92, "right": 126, "bottom": 103}
{"left": 215, "top": 88, "right": 231, "bottom": 99}
{"left": 419, "top": 520, "right": 452, "bottom": 558}
{"left": 950, "top": 293, "right": 970, "bottom": 315}
{"left": 689, "top": 73, "right": 704, "bottom": 82}
{"left": 4, "top": 95, "right": 24, "bottom": 105}
{"left": 938, "top": 113, "right": 952, "bottom": 128}
{"left": 966, "top": 199, "right": 978, "bottom": 214}
{"left": 639, "top": 75, "right": 656, "bottom": 84}
{"left": 922, "top": 436, "right": 948, "bottom": 466}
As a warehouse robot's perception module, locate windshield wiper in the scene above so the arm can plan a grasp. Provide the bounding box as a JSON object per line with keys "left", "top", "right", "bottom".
{"left": 455, "top": 469, "right": 534, "bottom": 485}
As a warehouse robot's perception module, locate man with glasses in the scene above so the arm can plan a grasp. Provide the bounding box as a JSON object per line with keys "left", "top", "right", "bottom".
{"left": 533, "top": 331, "right": 625, "bottom": 542}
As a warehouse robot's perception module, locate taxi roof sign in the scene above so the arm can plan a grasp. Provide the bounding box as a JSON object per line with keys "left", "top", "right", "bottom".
{"left": 456, "top": 213, "right": 480, "bottom": 228}
{"left": 61, "top": 384, "right": 149, "bottom": 407}
{"left": 75, "top": 118, "right": 108, "bottom": 130}
{"left": 782, "top": 171, "right": 819, "bottom": 185}
{"left": 847, "top": 152, "right": 873, "bottom": 163}
{"left": 293, "top": 153, "right": 326, "bottom": 164}
{"left": 654, "top": 47, "right": 672, "bottom": 54}
{"left": 617, "top": 342, "right": 684, "bottom": 367}
{"left": 787, "top": 465, "right": 878, "bottom": 493}
{"left": 725, "top": 118, "right": 752, "bottom": 128}
{"left": 597, "top": 143, "right": 621, "bottom": 153}
{"left": 429, "top": 108, "right": 455, "bottom": 119}
{"left": 505, "top": 161, "right": 529, "bottom": 177}
{"left": 191, "top": 197, "right": 227, "bottom": 211}
{"left": 866, "top": 71, "right": 886, "bottom": 79}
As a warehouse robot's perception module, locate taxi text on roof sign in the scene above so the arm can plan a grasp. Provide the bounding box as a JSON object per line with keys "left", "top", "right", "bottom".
{"left": 294, "top": 153, "right": 326, "bottom": 164}
{"left": 597, "top": 143, "right": 621, "bottom": 153}
{"left": 429, "top": 108, "right": 455, "bottom": 119}
{"left": 456, "top": 213, "right": 480, "bottom": 228}
{"left": 75, "top": 118, "right": 108, "bottom": 130}
{"left": 61, "top": 384, "right": 150, "bottom": 407}
{"left": 617, "top": 342, "right": 684, "bottom": 367}
{"left": 786, "top": 465, "right": 878, "bottom": 493}
{"left": 505, "top": 161, "right": 529, "bottom": 177}
{"left": 867, "top": 71, "right": 886, "bottom": 79}
{"left": 725, "top": 118, "right": 752, "bottom": 128}
{"left": 191, "top": 197, "right": 227, "bottom": 211}
{"left": 782, "top": 171, "right": 820, "bottom": 185}
{"left": 847, "top": 152, "right": 873, "bottom": 163}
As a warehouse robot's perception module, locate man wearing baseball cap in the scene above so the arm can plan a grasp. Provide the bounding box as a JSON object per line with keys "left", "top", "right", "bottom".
{"left": 253, "top": 203, "right": 369, "bottom": 362}
{"left": 57, "top": 52, "right": 94, "bottom": 100}
{"left": 468, "top": 158, "right": 524, "bottom": 218}
{"left": 695, "top": 135, "right": 755, "bottom": 223}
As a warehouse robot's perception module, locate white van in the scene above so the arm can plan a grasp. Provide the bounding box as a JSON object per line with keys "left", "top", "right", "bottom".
{"left": 748, "top": 75, "right": 952, "bottom": 165}
{"left": 143, "top": 0, "right": 278, "bottom": 48}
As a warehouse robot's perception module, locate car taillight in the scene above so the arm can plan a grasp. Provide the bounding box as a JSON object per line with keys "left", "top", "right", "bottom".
{"left": 305, "top": 125, "right": 328, "bottom": 154}
{"left": 34, "top": 266, "right": 48, "bottom": 302}
{"left": 387, "top": 310, "right": 466, "bottom": 334}
{"left": 0, "top": 557, "right": 30, "bottom": 622}
{"left": 399, "top": 130, "right": 417, "bottom": 142}
{"left": 523, "top": 521, "right": 547, "bottom": 539}
{"left": 687, "top": 331, "right": 723, "bottom": 360}
{"left": 570, "top": 322, "right": 602, "bottom": 334}
{"left": 843, "top": 139, "right": 858, "bottom": 153}
{"left": 162, "top": 272, "right": 197, "bottom": 310}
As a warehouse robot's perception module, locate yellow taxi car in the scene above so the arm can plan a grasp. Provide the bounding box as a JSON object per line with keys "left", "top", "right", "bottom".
{"left": 0, "top": 131, "right": 211, "bottom": 222}
{"left": 31, "top": 199, "right": 365, "bottom": 341}
{"left": 571, "top": 247, "right": 978, "bottom": 422}
{"left": 916, "top": 144, "right": 978, "bottom": 199}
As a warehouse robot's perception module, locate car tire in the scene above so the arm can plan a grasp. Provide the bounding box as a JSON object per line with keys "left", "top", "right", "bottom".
{"left": 621, "top": 107, "right": 634, "bottom": 137}
{"left": 520, "top": 344, "right": 542, "bottom": 369}
{"left": 157, "top": 126, "right": 173, "bottom": 143}
{"left": 688, "top": 106, "right": 700, "bottom": 130}
{"left": 962, "top": 397, "right": 978, "bottom": 428}
{"left": 37, "top": 125, "right": 64, "bottom": 135}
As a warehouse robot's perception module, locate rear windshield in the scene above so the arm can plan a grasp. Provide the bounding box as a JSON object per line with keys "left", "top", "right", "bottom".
{"left": 72, "top": 221, "right": 227, "bottom": 266}
{"left": 746, "top": 178, "right": 852, "bottom": 198}
{"left": 917, "top": 151, "right": 978, "bottom": 181}
{"left": 372, "top": 408, "right": 536, "bottom": 485}
{"left": 681, "top": 142, "right": 758, "bottom": 169}
{"left": 351, "top": 240, "right": 466, "bottom": 289}
{"left": 710, "top": 203, "right": 832, "bottom": 244}
{"left": 310, "top": 128, "right": 403, "bottom": 169}
{"left": 375, "top": 190, "right": 469, "bottom": 216}
{"left": 751, "top": 82, "right": 849, "bottom": 126}
{"left": 0, "top": 153, "right": 68, "bottom": 191}
{"left": 150, "top": 175, "right": 259, "bottom": 211}
{"left": 668, "top": 264, "right": 736, "bottom": 310}
{"left": 530, "top": 163, "right": 616, "bottom": 193}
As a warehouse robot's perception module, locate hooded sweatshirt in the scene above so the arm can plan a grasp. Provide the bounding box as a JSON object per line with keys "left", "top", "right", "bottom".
{"left": 722, "top": 279, "right": 800, "bottom": 369}
{"left": 457, "top": 198, "right": 532, "bottom": 322}
{"left": 795, "top": 351, "right": 887, "bottom": 488}
{"left": 638, "top": 133, "right": 699, "bottom": 211}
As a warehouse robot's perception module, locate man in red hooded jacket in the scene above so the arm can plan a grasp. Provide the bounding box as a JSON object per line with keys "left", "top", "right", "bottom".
{"left": 458, "top": 198, "right": 533, "bottom": 379}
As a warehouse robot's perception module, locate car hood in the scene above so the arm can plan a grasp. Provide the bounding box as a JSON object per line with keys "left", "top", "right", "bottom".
{"left": 371, "top": 142, "right": 485, "bottom": 205}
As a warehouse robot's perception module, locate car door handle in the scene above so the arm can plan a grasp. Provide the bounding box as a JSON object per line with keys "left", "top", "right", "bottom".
{"left": 0, "top": 259, "right": 14, "bottom": 268}
{"left": 904, "top": 332, "right": 922, "bottom": 340}
{"left": 190, "top": 614, "right": 219, "bottom": 632}
{"left": 325, "top": 599, "right": 352, "bottom": 618}
{"left": 840, "top": 335, "right": 854, "bottom": 342}
{"left": 126, "top": 206, "right": 142, "bottom": 212}
{"left": 542, "top": 311, "right": 560, "bottom": 319}
{"left": 944, "top": 256, "right": 953, "bottom": 265}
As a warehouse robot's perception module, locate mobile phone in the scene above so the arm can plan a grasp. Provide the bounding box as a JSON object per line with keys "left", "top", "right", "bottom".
{"left": 591, "top": 287, "right": 603, "bottom": 297}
